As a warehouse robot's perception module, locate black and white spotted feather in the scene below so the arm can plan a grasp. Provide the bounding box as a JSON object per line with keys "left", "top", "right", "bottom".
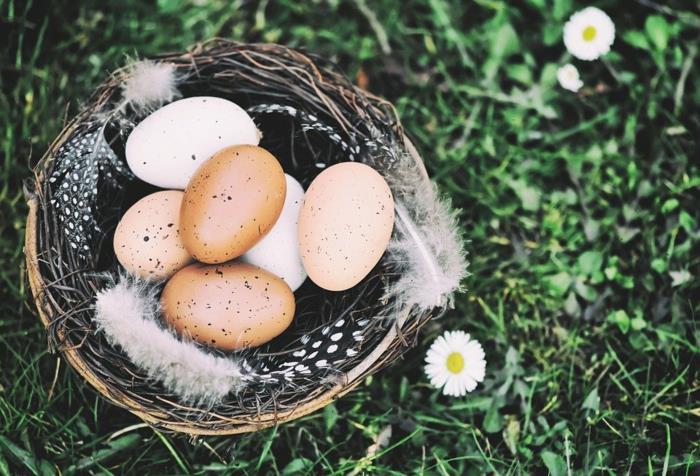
{"left": 243, "top": 313, "right": 371, "bottom": 386}
{"left": 48, "top": 125, "right": 133, "bottom": 257}
{"left": 248, "top": 103, "right": 406, "bottom": 168}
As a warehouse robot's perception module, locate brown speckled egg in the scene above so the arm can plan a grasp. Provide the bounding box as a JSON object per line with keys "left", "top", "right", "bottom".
{"left": 298, "top": 162, "right": 394, "bottom": 291}
{"left": 113, "top": 191, "right": 193, "bottom": 280}
{"left": 160, "top": 262, "right": 295, "bottom": 350}
{"left": 180, "top": 145, "right": 286, "bottom": 264}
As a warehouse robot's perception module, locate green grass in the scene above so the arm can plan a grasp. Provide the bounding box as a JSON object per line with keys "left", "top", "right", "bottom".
{"left": 1, "top": 0, "right": 699, "bottom": 474}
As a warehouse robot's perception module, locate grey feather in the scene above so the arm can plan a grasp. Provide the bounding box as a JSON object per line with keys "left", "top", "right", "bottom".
{"left": 364, "top": 128, "right": 468, "bottom": 312}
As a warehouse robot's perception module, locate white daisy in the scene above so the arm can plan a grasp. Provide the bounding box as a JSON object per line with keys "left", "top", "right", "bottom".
{"left": 557, "top": 63, "right": 584, "bottom": 92}
{"left": 563, "top": 7, "right": 615, "bottom": 61}
{"left": 424, "top": 330, "right": 486, "bottom": 397}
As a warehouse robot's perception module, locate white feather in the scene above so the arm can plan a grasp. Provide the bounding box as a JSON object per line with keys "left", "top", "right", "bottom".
{"left": 118, "top": 59, "right": 180, "bottom": 114}
{"left": 365, "top": 131, "right": 468, "bottom": 312}
{"left": 389, "top": 188, "right": 467, "bottom": 310}
{"left": 93, "top": 275, "right": 244, "bottom": 405}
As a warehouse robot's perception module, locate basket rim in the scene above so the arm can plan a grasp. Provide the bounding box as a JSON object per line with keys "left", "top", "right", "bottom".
{"left": 25, "top": 129, "right": 429, "bottom": 435}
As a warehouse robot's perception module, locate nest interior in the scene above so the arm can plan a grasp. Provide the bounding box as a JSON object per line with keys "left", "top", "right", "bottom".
{"left": 26, "top": 40, "right": 434, "bottom": 434}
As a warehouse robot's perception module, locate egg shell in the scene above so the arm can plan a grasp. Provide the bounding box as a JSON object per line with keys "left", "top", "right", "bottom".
{"left": 298, "top": 162, "right": 394, "bottom": 291}
{"left": 113, "top": 190, "right": 193, "bottom": 280}
{"left": 160, "top": 262, "right": 295, "bottom": 350}
{"left": 125, "top": 96, "right": 260, "bottom": 189}
{"left": 180, "top": 145, "right": 287, "bottom": 264}
{"left": 241, "top": 174, "right": 307, "bottom": 291}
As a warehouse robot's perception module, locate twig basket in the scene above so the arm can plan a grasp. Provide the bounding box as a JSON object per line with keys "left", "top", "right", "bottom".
{"left": 25, "top": 40, "right": 456, "bottom": 435}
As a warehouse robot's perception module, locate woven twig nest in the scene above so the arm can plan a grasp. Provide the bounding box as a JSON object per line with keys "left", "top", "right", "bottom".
{"left": 25, "top": 40, "right": 465, "bottom": 435}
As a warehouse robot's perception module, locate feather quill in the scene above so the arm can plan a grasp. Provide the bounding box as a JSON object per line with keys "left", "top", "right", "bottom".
{"left": 94, "top": 275, "right": 245, "bottom": 405}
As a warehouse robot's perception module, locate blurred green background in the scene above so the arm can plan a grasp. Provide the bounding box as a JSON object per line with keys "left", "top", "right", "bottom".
{"left": 1, "top": 0, "right": 699, "bottom": 474}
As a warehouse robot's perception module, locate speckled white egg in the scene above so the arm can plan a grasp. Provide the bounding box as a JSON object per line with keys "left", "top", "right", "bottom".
{"left": 113, "top": 190, "right": 193, "bottom": 280}
{"left": 298, "top": 162, "right": 394, "bottom": 291}
{"left": 125, "top": 97, "right": 260, "bottom": 189}
{"left": 240, "top": 174, "right": 307, "bottom": 291}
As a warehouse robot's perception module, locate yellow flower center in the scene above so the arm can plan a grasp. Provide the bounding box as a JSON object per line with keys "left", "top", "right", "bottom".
{"left": 582, "top": 26, "right": 597, "bottom": 42}
{"left": 446, "top": 352, "right": 464, "bottom": 374}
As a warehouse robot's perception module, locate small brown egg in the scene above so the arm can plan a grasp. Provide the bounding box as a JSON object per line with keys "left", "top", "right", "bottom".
{"left": 160, "top": 262, "right": 295, "bottom": 350}
{"left": 298, "top": 162, "right": 394, "bottom": 291}
{"left": 180, "top": 145, "right": 286, "bottom": 264}
{"left": 113, "top": 191, "right": 193, "bottom": 280}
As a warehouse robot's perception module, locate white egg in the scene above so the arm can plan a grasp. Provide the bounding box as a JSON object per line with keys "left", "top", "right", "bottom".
{"left": 240, "top": 174, "right": 307, "bottom": 291}
{"left": 125, "top": 96, "right": 260, "bottom": 189}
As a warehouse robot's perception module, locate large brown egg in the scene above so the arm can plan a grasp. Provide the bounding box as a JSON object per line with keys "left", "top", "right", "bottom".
{"left": 180, "top": 145, "right": 286, "bottom": 264}
{"left": 161, "top": 262, "right": 295, "bottom": 350}
{"left": 113, "top": 190, "right": 193, "bottom": 280}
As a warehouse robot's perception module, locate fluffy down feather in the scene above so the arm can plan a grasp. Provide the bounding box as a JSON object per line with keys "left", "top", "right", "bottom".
{"left": 118, "top": 59, "right": 180, "bottom": 114}
{"left": 389, "top": 190, "right": 467, "bottom": 310}
{"left": 365, "top": 131, "right": 468, "bottom": 312}
{"left": 94, "top": 275, "right": 244, "bottom": 405}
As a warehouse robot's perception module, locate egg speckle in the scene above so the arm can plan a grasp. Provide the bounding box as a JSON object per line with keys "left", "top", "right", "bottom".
{"left": 298, "top": 162, "right": 394, "bottom": 291}
{"left": 113, "top": 190, "right": 193, "bottom": 280}
{"left": 180, "top": 145, "right": 286, "bottom": 264}
{"left": 161, "top": 262, "right": 295, "bottom": 350}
